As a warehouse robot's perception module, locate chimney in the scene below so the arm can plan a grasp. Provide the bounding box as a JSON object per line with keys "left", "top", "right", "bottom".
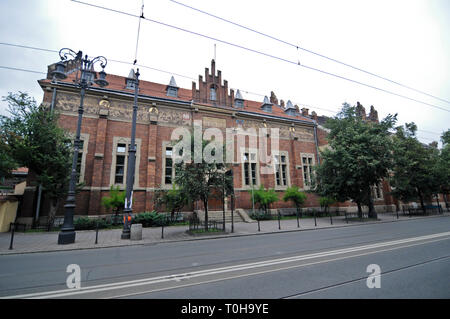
{"left": 311, "top": 111, "right": 318, "bottom": 122}
{"left": 301, "top": 107, "right": 309, "bottom": 116}
{"left": 356, "top": 101, "right": 366, "bottom": 120}
{"left": 368, "top": 105, "right": 379, "bottom": 123}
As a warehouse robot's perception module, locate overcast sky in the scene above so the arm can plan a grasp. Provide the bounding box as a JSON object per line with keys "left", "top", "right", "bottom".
{"left": 0, "top": 0, "right": 449, "bottom": 146}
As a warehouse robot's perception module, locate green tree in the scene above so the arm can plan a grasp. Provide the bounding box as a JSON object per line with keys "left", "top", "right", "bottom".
{"left": 0, "top": 135, "right": 17, "bottom": 179}
{"left": 319, "top": 196, "right": 336, "bottom": 214}
{"left": 1, "top": 92, "right": 73, "bottom": 224}
{"left": 174, "top": 134, "right": 228, "bottom": 231}
{"left": 101, "top": 185, "right": 126, "bottom": 224}
{"left": 390, "top": 123, "right": 441, "bottom": 213}
{"left": 250, "top": 185, "right": 279, "bottom": 216}
{"left": 314, "top": 102, "right": 397, "bottom": 218}
{"left": 282, "top": 185, "right": 307, "bottom": 217}
{"left": 154, "top": 184, "right": 190, "bottom": 221}
{"left": 438, "top": 130, "right": 450, "bottom": 208}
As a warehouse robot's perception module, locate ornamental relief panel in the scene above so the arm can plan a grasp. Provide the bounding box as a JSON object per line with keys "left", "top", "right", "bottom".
{"left": 157, "top": 108, "right": 190, "bottom": 126}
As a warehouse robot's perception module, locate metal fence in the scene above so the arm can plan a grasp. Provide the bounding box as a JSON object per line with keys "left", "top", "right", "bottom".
{"left": 188, "top": 219, "right": 225, "bottom": 232}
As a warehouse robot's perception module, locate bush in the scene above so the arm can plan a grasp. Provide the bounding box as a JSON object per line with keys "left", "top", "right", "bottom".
{"left": 74, "top": 217, "right": 111, "bottom": 230}
{"left": 132, "top": 211, "right": 170, "bottom": 227}
{"left": 250, "top": 210, "right": 273, "bottom": 221}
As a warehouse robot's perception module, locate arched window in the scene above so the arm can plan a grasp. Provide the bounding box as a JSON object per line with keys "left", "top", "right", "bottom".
{"left": 210, "top": 86, "right": 217, "bottom": 101}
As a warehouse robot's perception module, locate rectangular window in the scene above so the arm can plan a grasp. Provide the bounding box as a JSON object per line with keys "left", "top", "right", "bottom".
{"left": 164, "top": 146, "right": 174, "bottom": 185}
{"left": 301, "top": 154, "right": 315, "bottom": 188}
{"left": 114, "top": 143, "right": 127, "bottom": 184}
{"left": 274, "top": 153, "right": 289, "bottom": 187}
{"left": 243, "top": 151, "right": 258, "bottom": 186}
{"left": 371, "top": 183, "right": 383, "bottom": 200}
{"left": 210, "top": 87, "right": 216, "bottom": 101}
{"left": 167, "top": 87, "right": 178, "bottom": 98}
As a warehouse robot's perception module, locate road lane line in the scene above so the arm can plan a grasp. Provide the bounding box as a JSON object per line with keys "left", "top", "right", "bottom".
{"left": 106, "top": 238, "right": 450, "bottom": 299}
{"left": 2, "top": 231, "right": 450, "bottom": 299}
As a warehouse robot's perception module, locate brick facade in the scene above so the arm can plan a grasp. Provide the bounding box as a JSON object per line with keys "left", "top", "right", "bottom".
{"left": 17, "top": 59, "right": 398, "bottom": 224}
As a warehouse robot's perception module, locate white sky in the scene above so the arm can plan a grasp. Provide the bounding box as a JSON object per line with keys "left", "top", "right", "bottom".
{"left": 0, "top": 0, "right": 449, "bottom": 146}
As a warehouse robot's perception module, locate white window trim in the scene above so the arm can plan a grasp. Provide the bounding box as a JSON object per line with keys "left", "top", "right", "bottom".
{"left": 240, "top": 147, "right": 260, "bottom": 189}
{"left": 371, "top": 183, "right": 384, "bottom": 201}
{"left": 110, "top": 136, "right": 141, "bottom": 188}
{"left": 273, "top": 150, "right": 290, "bottom": 190}
{"left": 300, "top": 152, "right": 315, "bottom": 190}
{"left": 161, "top": 141, "right": 176, "bottom": 189}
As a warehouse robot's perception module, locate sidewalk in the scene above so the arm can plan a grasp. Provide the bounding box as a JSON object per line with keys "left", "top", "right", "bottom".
{"left": 1, "top": 212, "right": 449, "bottom": 255}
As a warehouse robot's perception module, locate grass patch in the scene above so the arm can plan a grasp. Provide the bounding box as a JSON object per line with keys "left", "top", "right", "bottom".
{"left": 187, "top": 228, "right": 224, "bottom": 235}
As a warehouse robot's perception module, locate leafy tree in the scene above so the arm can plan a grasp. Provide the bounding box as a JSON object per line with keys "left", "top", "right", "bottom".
{"left": 282, "top": 185, "right": 307, "bottom": 217}
{"left": 319, "top": 196, "right": 336, "bottom": 214}
{"left": 174, "top": 135, "right": 228, "bottom": 231}
{"left": 101, "top": 185, "right": 126, "bottom": 224}
{"left": 390, "top": 123, "right": 441, "bottom": 213}
{"left": 438, "top": 130, "right": 450, "bottom": 208}
{"left": 250, "top": 185, "right": 279, "bottom": 216}
{"left": 0, "top": 135, "right": 17, "bottom": 179}
{"left": 154, "top": 184, "right": 190, "bottom": 221}
{"left": 1, "top": 92, "right": 73, "bottom": 224}
{"left": 314, "top": 102, "right": 397, "bottom": 218}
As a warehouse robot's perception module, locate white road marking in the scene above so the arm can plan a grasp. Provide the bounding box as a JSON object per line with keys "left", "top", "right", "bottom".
{"left": 2, "top": 231, "right": 450, "bottom": 299}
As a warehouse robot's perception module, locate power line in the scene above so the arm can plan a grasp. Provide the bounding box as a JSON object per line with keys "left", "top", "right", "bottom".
{"left": 0, "top": 41, "right": 337, "bottom": 113}
{"left": 169, "top": 0, "right": 450, "bottom": 106}
{"left": 69, "top": 0, "right": 450, "bottom": 114}
{"left": 1, "top": 64, "right": 446, "bottom": 137}
{"left": 0, "top": 65, "right": 46, "bottom": 75}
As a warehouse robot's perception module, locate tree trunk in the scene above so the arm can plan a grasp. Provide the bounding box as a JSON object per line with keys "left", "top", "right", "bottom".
{"left": 356, "top": 201, "right": 362, "bottom": 219}
{"left": 418, "top": 192, "right": 426, "bottom": 215}
{"left": 443, "top": 193, "right": 448, "bottom": 211}
{"left": 48, "top": 198, "right": 59, "bottom": 231}
{"left": 367, "top": 188, "right": 377, "bottom": 219}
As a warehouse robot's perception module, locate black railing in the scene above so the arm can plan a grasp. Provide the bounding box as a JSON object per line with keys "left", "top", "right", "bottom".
{"left": 188, "top": 219, "right": 225, "bottom": 232}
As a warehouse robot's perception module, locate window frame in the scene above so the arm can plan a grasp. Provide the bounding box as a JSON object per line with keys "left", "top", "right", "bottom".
{"left": 300, "top": 153, "right": 315, "bottom": 190}
{"left": 110, "top": 136, "right": 141, "bottom": 188}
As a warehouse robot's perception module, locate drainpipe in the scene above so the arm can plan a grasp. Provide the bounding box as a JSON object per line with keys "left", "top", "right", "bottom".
{"left": 313, "top": 122, "right": 320, "bottom": 165}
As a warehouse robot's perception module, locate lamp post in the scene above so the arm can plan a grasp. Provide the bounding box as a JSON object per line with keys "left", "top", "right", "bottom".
{"left": 121, "top": 68, "right": 140, "bottom": 239}
{"left": 53, "top": 48, "right": 109, "bottom": 245}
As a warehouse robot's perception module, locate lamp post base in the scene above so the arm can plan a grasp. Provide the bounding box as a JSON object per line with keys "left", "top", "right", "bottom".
{"left": 121, "top": 231, "right": 130, "bottom": 240}
{"left": 58, "top": 230, "right": 76, "bottom": 245}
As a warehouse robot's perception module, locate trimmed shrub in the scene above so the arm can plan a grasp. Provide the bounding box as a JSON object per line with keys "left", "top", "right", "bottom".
{"left": 132, "top": 211, "right": 170, "bottom": 227}
{"left": 74, "top": 217, "right": 111, "bottom": 230}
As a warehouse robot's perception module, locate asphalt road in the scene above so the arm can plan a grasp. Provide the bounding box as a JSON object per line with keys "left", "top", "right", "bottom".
{"left": 0, "top": 216, "right": 449, "bottom": 299}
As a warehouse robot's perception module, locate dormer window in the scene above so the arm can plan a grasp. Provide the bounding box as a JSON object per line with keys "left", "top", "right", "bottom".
{"left": 234, "top": 89, "right": 244, "bottom": 108}
{"left": 166, "top": 76, "right": 179, "bottom": 98}
{"left": 125, "top": 69, "right": 137, "bottom": 90}
{"left": 167, "top": 87, "right": 178, "bottom": 97}
{"left": 210, "top": 86, "right": 217, "bottom": 101}
{"left": 261, "top": 96, "right": 272, "bottom": 113}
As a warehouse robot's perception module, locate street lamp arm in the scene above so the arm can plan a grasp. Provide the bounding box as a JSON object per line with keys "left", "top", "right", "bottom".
{"left": 58, "top": 48, "right": 81, "bottom": 61}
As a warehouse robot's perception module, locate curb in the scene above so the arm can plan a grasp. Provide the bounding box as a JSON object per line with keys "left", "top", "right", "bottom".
{"left": 1, "top": 213, "right": 449, "bottom": 256}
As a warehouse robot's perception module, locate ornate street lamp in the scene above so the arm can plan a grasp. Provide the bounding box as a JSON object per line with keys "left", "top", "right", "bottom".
{"left": 52, "top": 48, "right": 109, "bottom": 245}
{"left": 121, "top": 68, "right": 140, "bottom": 239}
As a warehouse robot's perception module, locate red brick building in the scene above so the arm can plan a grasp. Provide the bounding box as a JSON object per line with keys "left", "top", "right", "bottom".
{"left": 17, "top": 59, "right": 398, "bottom": 225}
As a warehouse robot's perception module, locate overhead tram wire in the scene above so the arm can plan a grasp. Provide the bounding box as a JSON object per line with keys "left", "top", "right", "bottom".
{"left": 69, "top": 0, "right": 450, "bottom": 114}
{"left": 0, "top": 42, "right": 447, "bottom": 135}
{"left": 0, "top": 65, "right": 46, "bottom": 75}
{"left": 0, "top": 42, "right": 342, "bottom": 114}
{"left": 0, "top": 64, "right": 445, "bottom": 138}
{"left": 169, "top": 0, "right": 450, "bottom": 106}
